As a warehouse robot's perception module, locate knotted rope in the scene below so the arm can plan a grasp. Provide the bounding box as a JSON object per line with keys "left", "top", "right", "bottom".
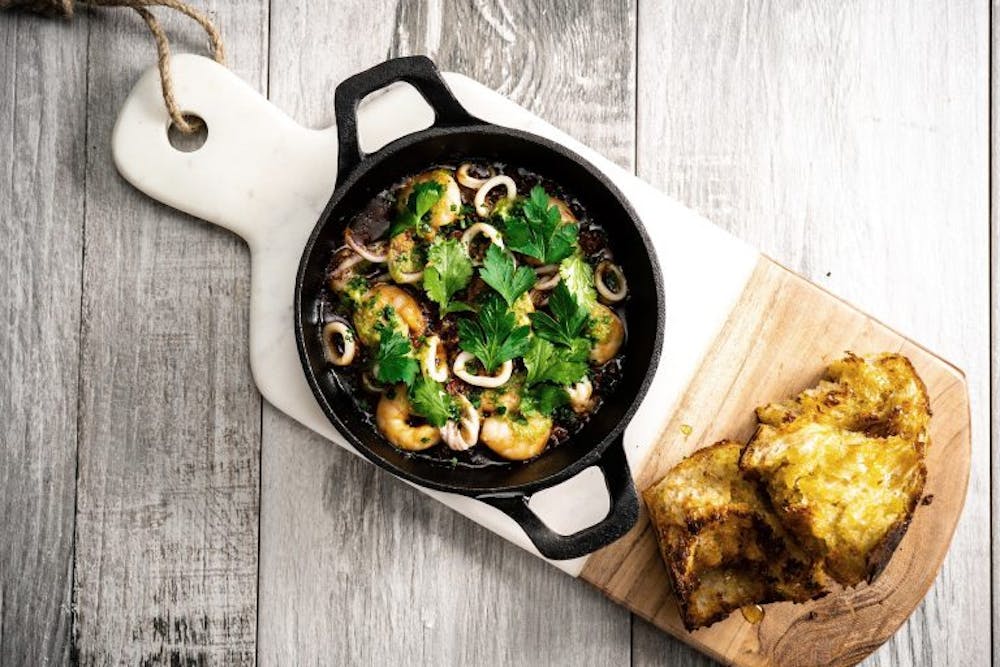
{"left": 1, "top": 0, "right": 225, "bottom": 134}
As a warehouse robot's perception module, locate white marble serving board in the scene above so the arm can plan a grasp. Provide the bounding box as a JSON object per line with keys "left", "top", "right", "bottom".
{"left": 112, "top": 54, "right": 758, "bottom": 576}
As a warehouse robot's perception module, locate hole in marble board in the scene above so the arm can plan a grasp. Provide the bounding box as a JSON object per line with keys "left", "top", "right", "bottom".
{"left": 167, "top": 113, "right": 209, "bottom": 152}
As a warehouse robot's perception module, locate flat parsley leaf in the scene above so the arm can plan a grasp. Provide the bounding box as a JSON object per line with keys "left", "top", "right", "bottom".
{"left": 390, "top": 181, "right": 444, "bottom": 237}
{"left": 457, "top": 297, "right": 531, "bottom": 373}
{"left": 558, "top": 253, "right": 597, "bottom": 310}
{"left": 478, "top": 244, "right": 536, "bottom": 307}
{"left": 529, "top": 282, "right": 589, "bottom": 347}
{"left": 374, "top": 324, "right": 419, "bottom": 386}
{"left": 503, "top": 186, "right": 579, "bottom": 264}
{"left": 409, "top": 376, "right": 458, "bottom": 427}
{"left": 521, "top": 384, "right": 569, "bottom": 416}
{"left": 523, "top": 336, "right": 588, "bottom": 387}
{"left": 423, "top": 237, "right": 473, "bottom": 315}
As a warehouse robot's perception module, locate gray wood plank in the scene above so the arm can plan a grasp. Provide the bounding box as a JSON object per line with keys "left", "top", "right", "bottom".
{"left": 635, "top": 2, "right": 991, "bottom": 666}
{"left": 71, "top": 4, "right": 267, "bottom": 664}
{"left": 991, "top": 2, "right": 998, "bottom": 662}
{"left": 256, "top": 1, "right": 635, "bottom": 665}
{"left": 0, "top": 13, "right": 87, "bottom": 667}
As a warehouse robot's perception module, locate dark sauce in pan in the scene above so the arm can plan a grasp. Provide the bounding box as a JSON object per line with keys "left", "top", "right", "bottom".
{"left": 317, "top": 162, "right": 628, "bottom": 469}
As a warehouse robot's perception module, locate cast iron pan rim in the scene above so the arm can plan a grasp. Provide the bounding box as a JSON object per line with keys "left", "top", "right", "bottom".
{"left": 294, "top": 121, "right": 665, "bottom": 496}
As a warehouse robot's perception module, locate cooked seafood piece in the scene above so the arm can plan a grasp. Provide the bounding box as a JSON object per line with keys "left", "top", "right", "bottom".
{"left": 587, "top": 303, "right": 624, "bottom": 364}
{"left": 352, "top": 284, "right": 427, "bottom": 347}
{"left": 480, "top": 413, "right": 552, "bottom": 461}
{"left": 396, "top": 169, "right": 462, "bottom": 238}
{"left": 376, "top": 386, "right": 441, "bottom": 451}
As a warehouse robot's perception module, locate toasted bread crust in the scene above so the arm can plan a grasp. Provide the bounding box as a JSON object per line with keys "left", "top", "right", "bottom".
{"left": 741, "top": 353, "right": 930, "bottom": 586}
{"left": 644, "top": 441, "right": 827, "bottom": 630}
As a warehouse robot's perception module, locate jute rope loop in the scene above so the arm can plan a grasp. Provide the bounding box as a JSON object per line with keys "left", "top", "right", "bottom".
{"left": 1, "top": 0, "right": 225, "bottom": 134}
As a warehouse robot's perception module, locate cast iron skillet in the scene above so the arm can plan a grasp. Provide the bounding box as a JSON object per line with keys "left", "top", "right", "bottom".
{"left": 295, "top": 56, "right": 664, "bottom": 560}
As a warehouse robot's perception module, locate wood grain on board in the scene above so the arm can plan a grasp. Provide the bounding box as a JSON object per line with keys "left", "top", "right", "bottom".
{"left": 581, "top": 257, "right": 971, "bottom": 667}
{"left": 71, "top": 4, "right": 267, "bottom": 664}
{"left": 635, "top": 2, "right": 990, "bottom": 665}
{"left": 257, "top": 1, "right": 636, "bottom": 665}
{"left": 0, "top": 14, "right": 87, "bottom": 666}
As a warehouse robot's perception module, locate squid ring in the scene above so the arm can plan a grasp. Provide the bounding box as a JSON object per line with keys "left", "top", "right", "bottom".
{"left": 473, "top": 175, "right": 517, "bottom": 217}
{"left": 322, "top": 320, "right": 356, "bottom": 366}
{"left": 440, "top": 395, "right": 480, "bottom": 451}
{"left": 453, "top": 351, "right": 512, "bottom": 388}
{"left": 421, "top": 336, "right": 449, "bottom": 383}
{"left": 595, "top": 260, "right": 627, "bottom": 303}
{"left": 345, "top": 228, "right": 388, "bottom": 263}
{"left": 534, "top": 264, "right": 561, "bottom": 291}
{"left": 456, "top": 163, "right": 495, "bottom": 189}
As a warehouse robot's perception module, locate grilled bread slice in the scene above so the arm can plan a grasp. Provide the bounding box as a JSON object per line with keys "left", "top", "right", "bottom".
{"left": 644, "top": 441, "right": 827, "bottom": 630}
{"left": 740, "top": 353, "right": 930, "bottom": 586}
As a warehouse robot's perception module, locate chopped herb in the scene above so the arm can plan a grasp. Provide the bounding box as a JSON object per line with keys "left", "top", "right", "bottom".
{"left": 423, "top": 237, "right": 474, "bottom": 315}
{"left": 467, "top": 389, "right": 482, "bottom": 408}
{"left": 457, "top": 296, "right": 531, "bottom": 373}
{"left": 529, "top": 282, "right": 589, "bottom": 347}
{"left": 390, "top": 181, "right": 444, "bottom": 236}
{"left": 478, "top": 244, "right": 536, "bottom": 307}
{"left": 503, "top": 186, "right": 579, "bottom": 264}
{"left": 409, "top": 376, "right": 458, "bottom": 427}
{"left": 373, "top": 324, "right": 419, "bottom": 386}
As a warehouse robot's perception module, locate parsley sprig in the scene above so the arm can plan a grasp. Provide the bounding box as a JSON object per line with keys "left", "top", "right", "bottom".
{"left": 478, "top": 244, "right": 536, "bottom": 307}
{"left": 529, "top": 283, "right": 589, "bottom": 347}
{"left": 503, "top": 186, "right": 579, "bottom": 264}
{"left": 558, "top": 253, "right": 597, "bottom": 310}
{"left": 423, "top": 237, "right": 473, "bottom": 315}
{"left": 373, "top": 323, "right": 419, "bottom": 386}
{"left": 521, "top": 384, "right": 570, "bottom": 417}
{"left": 457, "top": 297, "right": 531, "bottom": 373}
{"left": 390, "top": 181, "right": 444, "bottom": 237}
{"left": 409, "top": 376, "right": 458, "bottom": 427}
{"left": 523, "top": 336, "right": 589, "bottom": 387}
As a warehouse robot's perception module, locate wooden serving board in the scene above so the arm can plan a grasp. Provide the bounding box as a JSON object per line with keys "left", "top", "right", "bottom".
{"left": 111, "top": 56, "right": 971, "bottom": 666}
{"left": 581, "top": 258, "right": 971, "bottom": 666}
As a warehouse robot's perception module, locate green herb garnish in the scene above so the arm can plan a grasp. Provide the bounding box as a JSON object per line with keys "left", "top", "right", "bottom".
{"left": 558, "top": 253, "right": 597, "bottom": 310}
{"left": 373, "top": 324, "right": 419, "bottom": 386}
{"left": 521, "top": 384, "right": 570, "bottom": 416}
{"left": 503, "top": 186, "right": 578, "bottom": 264}
{"left": 478, "top": 244, "right": 536, "bottom": 307}
{"left": 409, "top": 376, "right": 458, "bottom": 427}
{"left": 390, "top": 181, "right": 444, "bottom": 237}
{"left": 529, "top": 282, "right": 589, "bottom": 347}
{"left": 523, "top": 336, "right": 588, "bottom": 387}
{"left": 457, "top": 297, "right": 531, "bottom": 373}
{"left": 423, "top": 237, "right": 474, "bottom": 315}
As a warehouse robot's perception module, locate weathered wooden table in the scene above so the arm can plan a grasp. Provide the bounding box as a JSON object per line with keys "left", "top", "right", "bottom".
{"left": 1, "top": 2, "right": 993, "bottom": 665}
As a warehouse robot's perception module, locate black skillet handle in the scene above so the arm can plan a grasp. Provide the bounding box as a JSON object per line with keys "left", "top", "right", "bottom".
{"left": 477, "top": 436, "right": 639, "bottom": 560}
{"left": 333, "top": 55, "right": 478, "bottom": 185}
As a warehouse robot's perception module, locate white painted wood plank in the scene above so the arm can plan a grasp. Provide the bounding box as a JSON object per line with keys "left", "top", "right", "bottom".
{"left": 256, "top": 1, "right": 635, "bottom": 664}
{"left": 0, "top": 13, "right": 87, "bottom": 666}
{"left": 71, "top": 4, "right": 267, "bottom": 664}
{"left": 635, "top": 2, "right": 990, "bottom": 665}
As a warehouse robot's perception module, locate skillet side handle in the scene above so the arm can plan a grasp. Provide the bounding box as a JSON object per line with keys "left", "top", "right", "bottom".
{"left": 477, "top": 436, "right": 639, "bottom": 561}
{"left": 333, "top": 55, "right": 478, "bottom": 184}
